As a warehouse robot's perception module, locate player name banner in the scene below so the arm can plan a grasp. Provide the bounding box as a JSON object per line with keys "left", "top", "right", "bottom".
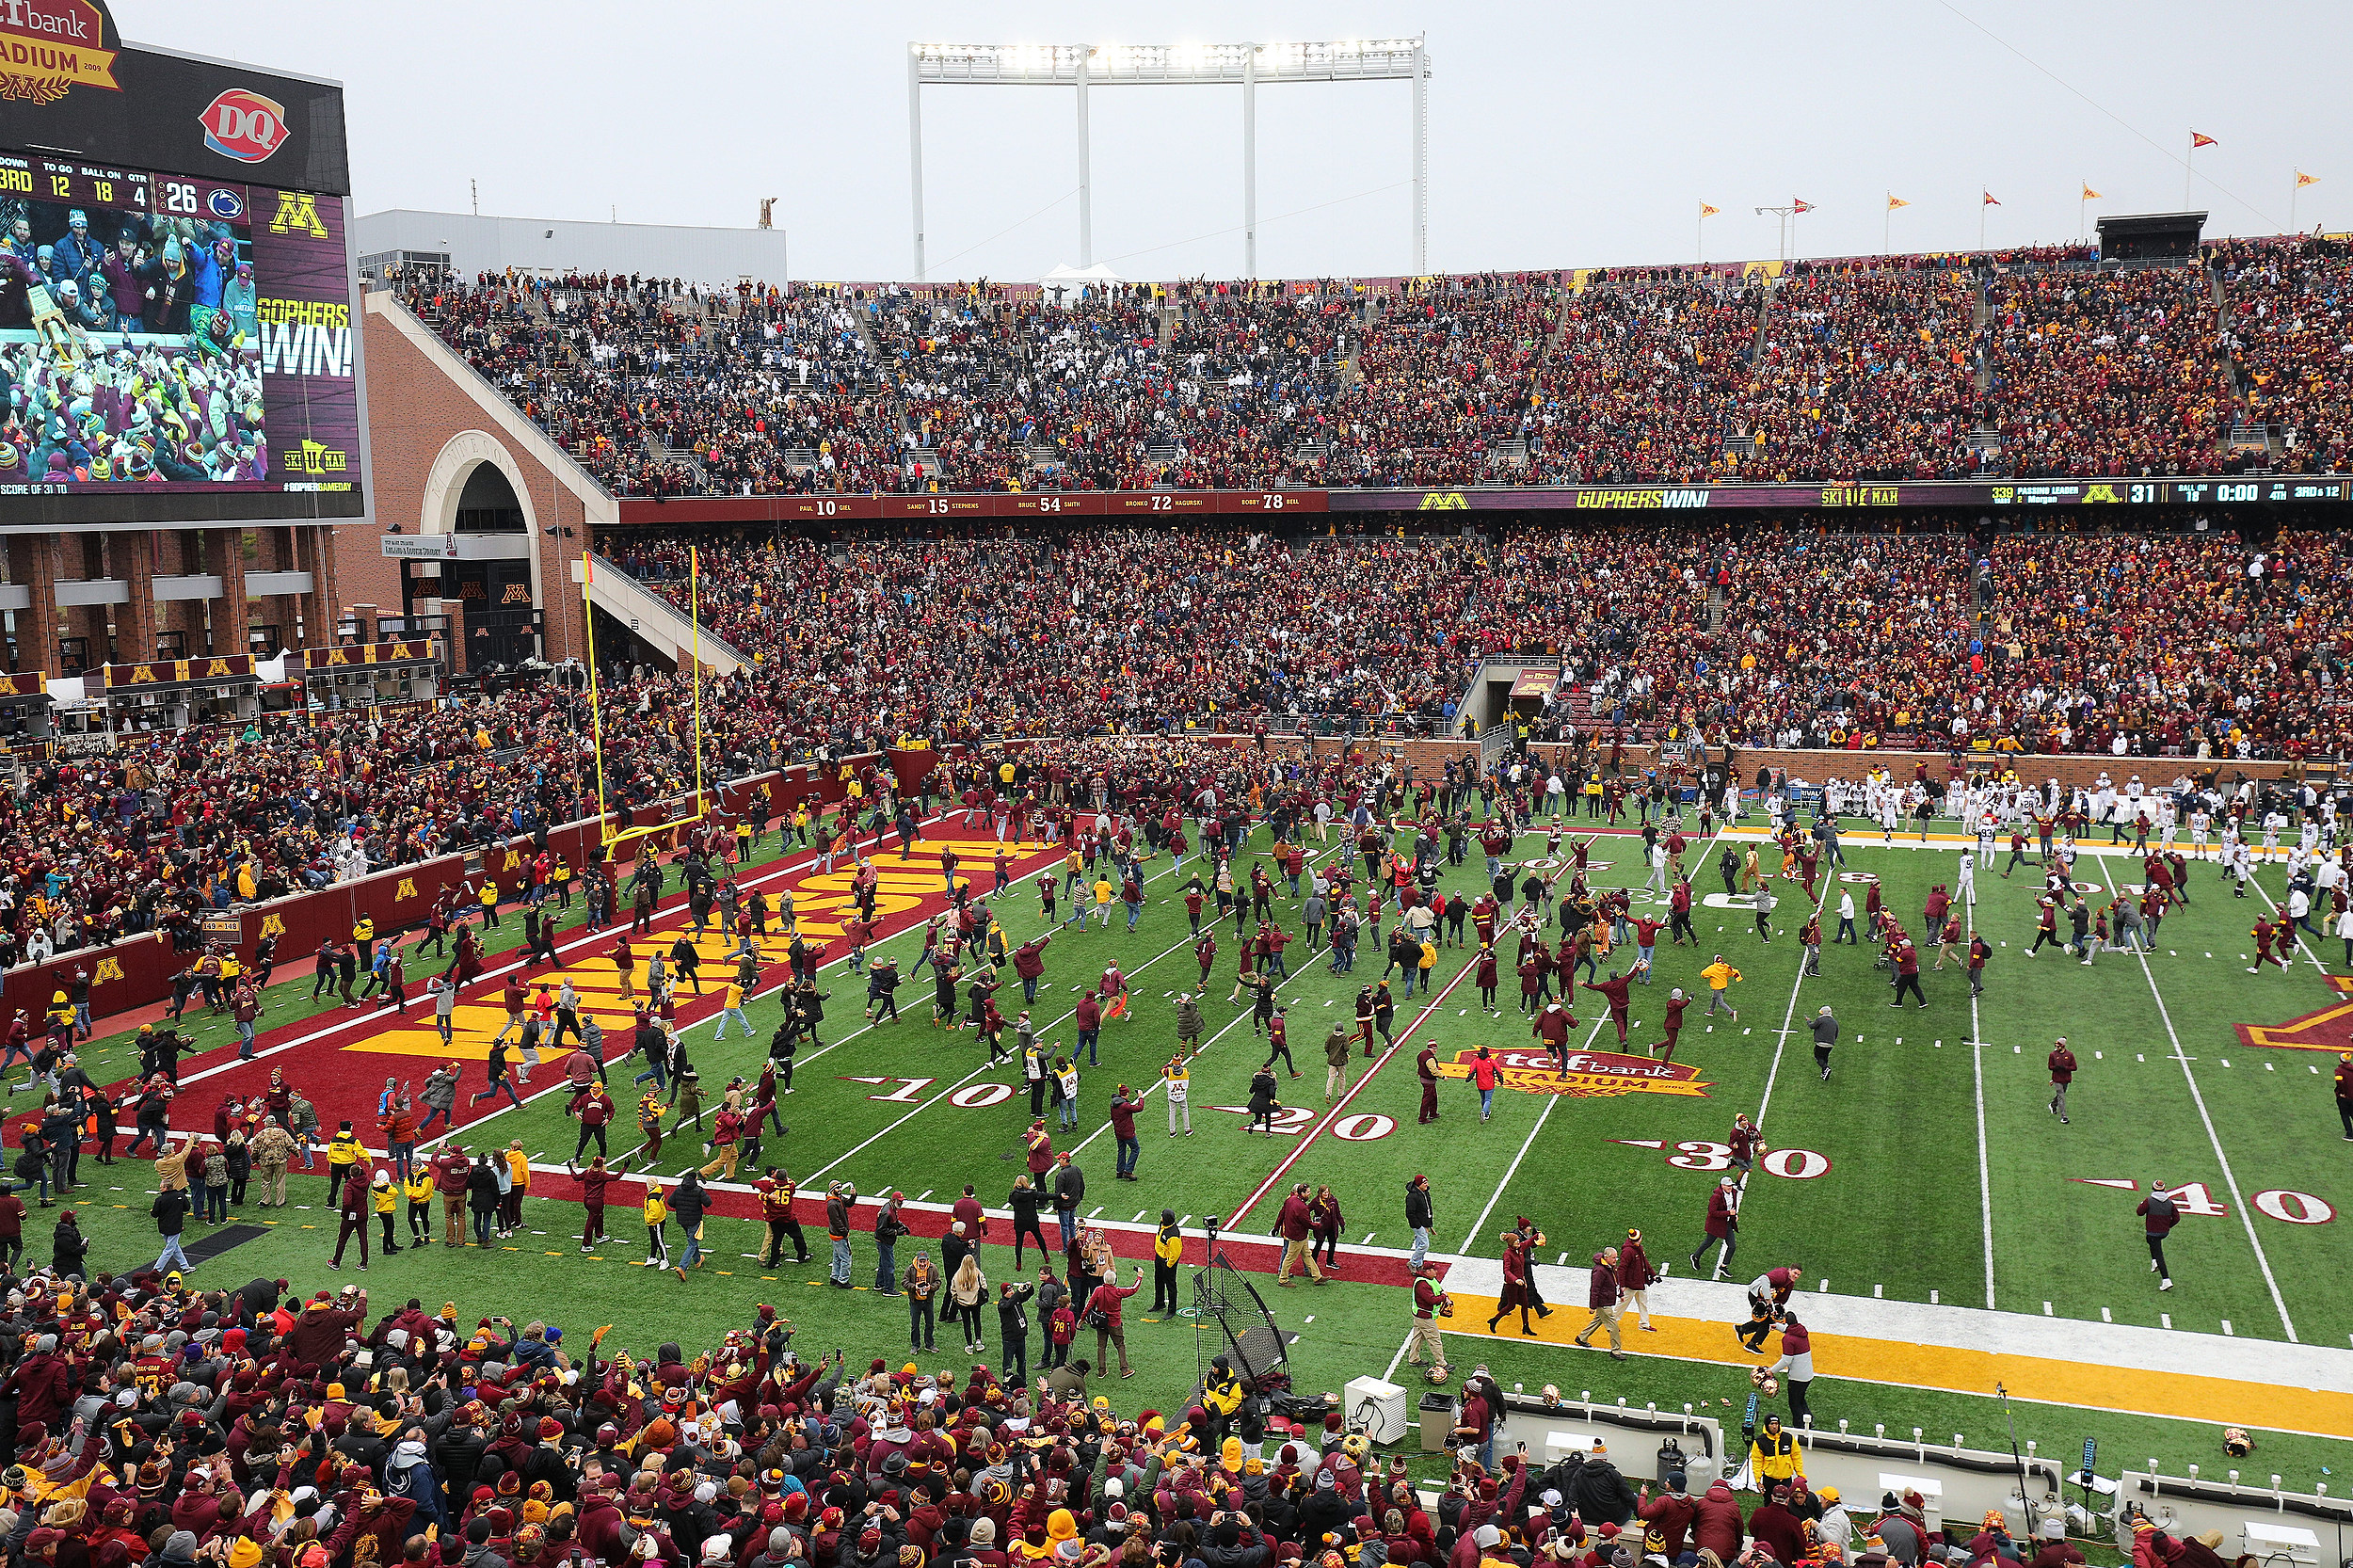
{"left": 1431, "top": 1046, "right": 1712, "bottom": 1100}
{"left": 288, "top": 636, "right": 440, "bottom": 673}
{"left": 613, "top": 476, "right": 2349, "bottom": 525}
{"left": 101, "top": 652, "right": 254, "bottom": 689}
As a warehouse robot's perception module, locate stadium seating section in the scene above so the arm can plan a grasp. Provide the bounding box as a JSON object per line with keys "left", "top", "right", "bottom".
{"left": 398, "top": 235, "right": 2352, "bottom": 496}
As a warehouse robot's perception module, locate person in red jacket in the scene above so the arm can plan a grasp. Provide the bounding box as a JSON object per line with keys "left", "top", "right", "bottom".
{"left": 1690, "top": 1480, "right": 1746, "bottom": 1560}
{"left": 1572, "top": 1246, "right": 1628, "bottom": 1360}
{"left": 1083, "top": 1263, "right": 1144, "bottom": 1377}
{"left": 1107, "top": 1086, "right": 1142, "bottom": 1180}
{"left": 568, "top": 1082, "right": 614, "bottom": 1161}
{"left": 1651, "top": 988, "right": 1689, "bottom": 1064}
{"left": 1416, "top": 1040, "right": 1443, "bottom": 1125}
{"left": 1637, "top": 1476, "right": 1698, "bottom": 1560}
{"left": 1011, "top": 933, "right": 1051, "bottom": 1004}
{"left": 1582, "top": 968, "right": 1634, "bottom": 1048}
{"left": 1486, "top": 1228, "right": 1533, "bottom": 1336}
{"left": 2047, "top": 1038, "right": 2077, "bottom": 1124}
{"left": 1273, "top": 1182, "right": 1326, "bottom": 1287}
{"left": 566, "top": 1153, "right": 616, "bottom": 1250}
{"left": 1517, "top": 953, "right": 1547, "bottom": 1016}
{"left": 1618, "top": 1226, "right": 1659, "bottom": 1331}
{"left": 1532, "top": 1000, "right": 1576, "bottom": 1075}
{"left": 1669, "top": 879, "right": 1697, "bottom": 947}
{"left": 1474, "top": 944, "right": 1499, "bottom": 1013}
{"left": 1691, "top": 1175, "right": 1737, "bottom": 1280}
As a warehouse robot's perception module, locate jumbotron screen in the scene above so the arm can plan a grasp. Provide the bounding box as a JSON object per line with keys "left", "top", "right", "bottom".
{"left": 0, "top": 0, "right": 362, "bottom": 525}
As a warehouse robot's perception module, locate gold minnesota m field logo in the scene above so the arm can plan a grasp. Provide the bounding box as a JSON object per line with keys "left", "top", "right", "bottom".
{"left": 1432, "top": 1046, "right": 1712, "bottom": 1099}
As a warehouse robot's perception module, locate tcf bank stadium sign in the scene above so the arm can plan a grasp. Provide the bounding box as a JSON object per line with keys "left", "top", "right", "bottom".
{"left": 0, "top": 0, "right": 118, "bottom": 104}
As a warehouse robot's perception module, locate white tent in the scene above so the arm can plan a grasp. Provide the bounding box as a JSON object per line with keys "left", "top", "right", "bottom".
{"left": 1037, "top": 262, "right": 1125, "bottom": 300}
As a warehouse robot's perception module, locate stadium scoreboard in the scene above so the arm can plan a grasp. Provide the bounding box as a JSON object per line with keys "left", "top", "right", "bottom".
{"left": 0, "top": 0, "right": 362, "bottom": 528}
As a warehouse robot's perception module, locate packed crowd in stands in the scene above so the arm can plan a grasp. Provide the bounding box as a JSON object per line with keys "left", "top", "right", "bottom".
{"left": 2209, "top": 233, "right": 2353, "bottom": 475}
{"left": 8, "top": 507, "right": 2348, "bottom": 972}
{"left": 396, "top": 234, "right": 2344, "bottom": 497}
{"left": 0, "top": 1237, "right": 2037, "bottom": 1568}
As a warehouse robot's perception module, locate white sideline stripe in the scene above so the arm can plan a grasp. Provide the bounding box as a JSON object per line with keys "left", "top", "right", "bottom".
{"left": 1965, "top": 862, "right": 1996, "bottom": 1312}
{"left": 2130, "top": 942, "right": 2297, "bottom": 1343}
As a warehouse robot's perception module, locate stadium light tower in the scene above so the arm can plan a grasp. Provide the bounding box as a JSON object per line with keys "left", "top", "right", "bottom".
{"left": 907, "top": 39, "right": 1432, "bottom": 281}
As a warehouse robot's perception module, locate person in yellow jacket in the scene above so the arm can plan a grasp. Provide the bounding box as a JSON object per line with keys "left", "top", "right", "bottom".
{"left": 326, "top": 1121, "right": 365, "bottom": 1206}
{"left": 1748, "top": 1412, "right": 1803, "bottom": 1487}
{"left": 503, "top": 1139, "right": 531, "bottom": 1236}
{"left": 477, "top": 879, "right": 503, "bottom": 930}
{"left": 1151, "top": 1208, "right": 1185, "bottom": 1314}
{"left": 644, "top": 1178, "right": 682, "bottom": 1276}
{"left": 371, "top": 1167, "right": 403, "bottom": 1255}
{"left": 404, "top": 1166, "right": 436, "bottom": 1245}
{"left": 353, "top": 916, "right": 376, "bottom": 971}
{"left": 1700, "top": 954, "right": 1743, "bottom": 1019}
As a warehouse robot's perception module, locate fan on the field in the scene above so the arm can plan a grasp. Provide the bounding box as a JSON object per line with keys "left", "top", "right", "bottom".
{"left": 1749, "top": 1365, "right": 1779, "bottom": 1398}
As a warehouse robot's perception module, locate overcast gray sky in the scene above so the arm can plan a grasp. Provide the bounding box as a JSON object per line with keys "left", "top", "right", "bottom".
{"left": 121, "top": 0, "right": 2346, "bottom": 282}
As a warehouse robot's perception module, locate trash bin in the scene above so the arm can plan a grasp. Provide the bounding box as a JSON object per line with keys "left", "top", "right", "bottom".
{"left": 1419, "top": 1391, "right": 1457, "bottom": 1453}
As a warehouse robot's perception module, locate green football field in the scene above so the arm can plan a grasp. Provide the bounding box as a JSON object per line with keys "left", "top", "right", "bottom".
{"left": 37, "top": 804, "right": 2353, "bottom": 1482}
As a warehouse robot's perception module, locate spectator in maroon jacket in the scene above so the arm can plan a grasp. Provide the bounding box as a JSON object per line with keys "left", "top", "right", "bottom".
{"left": 1081, "top": 1262, "right": 1143, "bottom": 1378}
{"left": 1690, "top": 1479, "right": 1747, "bottom": 1561}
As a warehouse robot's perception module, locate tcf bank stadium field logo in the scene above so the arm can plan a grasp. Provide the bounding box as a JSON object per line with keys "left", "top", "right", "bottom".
{"left": 1432, "top": 1047, "right": 1712, "bottom": 1100}
{"left": 0, "top": 0, "right": 119, "bottom": 104}
{"left": 200, "top": 87, "right": 289, "bottom": 163}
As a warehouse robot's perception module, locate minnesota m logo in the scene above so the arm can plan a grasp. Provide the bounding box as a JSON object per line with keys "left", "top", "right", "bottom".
{"left": 270, "top": 190, "right": 328, "bottom": 238}
{"left": 93, "top": 957, "right": 125, "bottom": 984}
{"left": 259, "top": 914, "right": 288, "bottom": 940}
{"left": 395, "top": 877, "right": 419, "bottom": 902}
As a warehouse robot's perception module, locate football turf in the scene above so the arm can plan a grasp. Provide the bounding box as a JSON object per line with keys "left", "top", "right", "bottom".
{"left": 35, "top": 807, "right": 2353, "bottom": 1479}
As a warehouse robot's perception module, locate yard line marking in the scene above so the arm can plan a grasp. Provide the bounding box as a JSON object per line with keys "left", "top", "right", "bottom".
{"left": 2131, "top": 942, "right": 2297, "bottom": 1342}
{"left": 1061, "top": 842, "right": 1358, "bottom": 1161}
{"left": 1087, "top": 1207, "right": 1104, "bottom": 1219}
{"left": 803, "top": 932, "right": 1196, "bottom": 1183}
{"left": 1965, "top": 868, "right": 1995, "bottom": 1312}
{"left": 1454, "top": 1010, "right": 1613, "bottom": 1254}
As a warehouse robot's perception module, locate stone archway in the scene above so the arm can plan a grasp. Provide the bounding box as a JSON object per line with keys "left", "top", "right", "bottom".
{"left": 417, "top": 430, "right": 545, "bottom": 664}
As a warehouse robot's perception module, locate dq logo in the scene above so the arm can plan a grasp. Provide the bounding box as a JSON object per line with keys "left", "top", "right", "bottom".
{"left": 1431, "top": 1047, "right": 1711, "bottom": 1100}
{"left": 269, "top": 190, "right": 328, "bottom": 238}
{"left": 200, "top": 88, "right": 288, "bottom": 163}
